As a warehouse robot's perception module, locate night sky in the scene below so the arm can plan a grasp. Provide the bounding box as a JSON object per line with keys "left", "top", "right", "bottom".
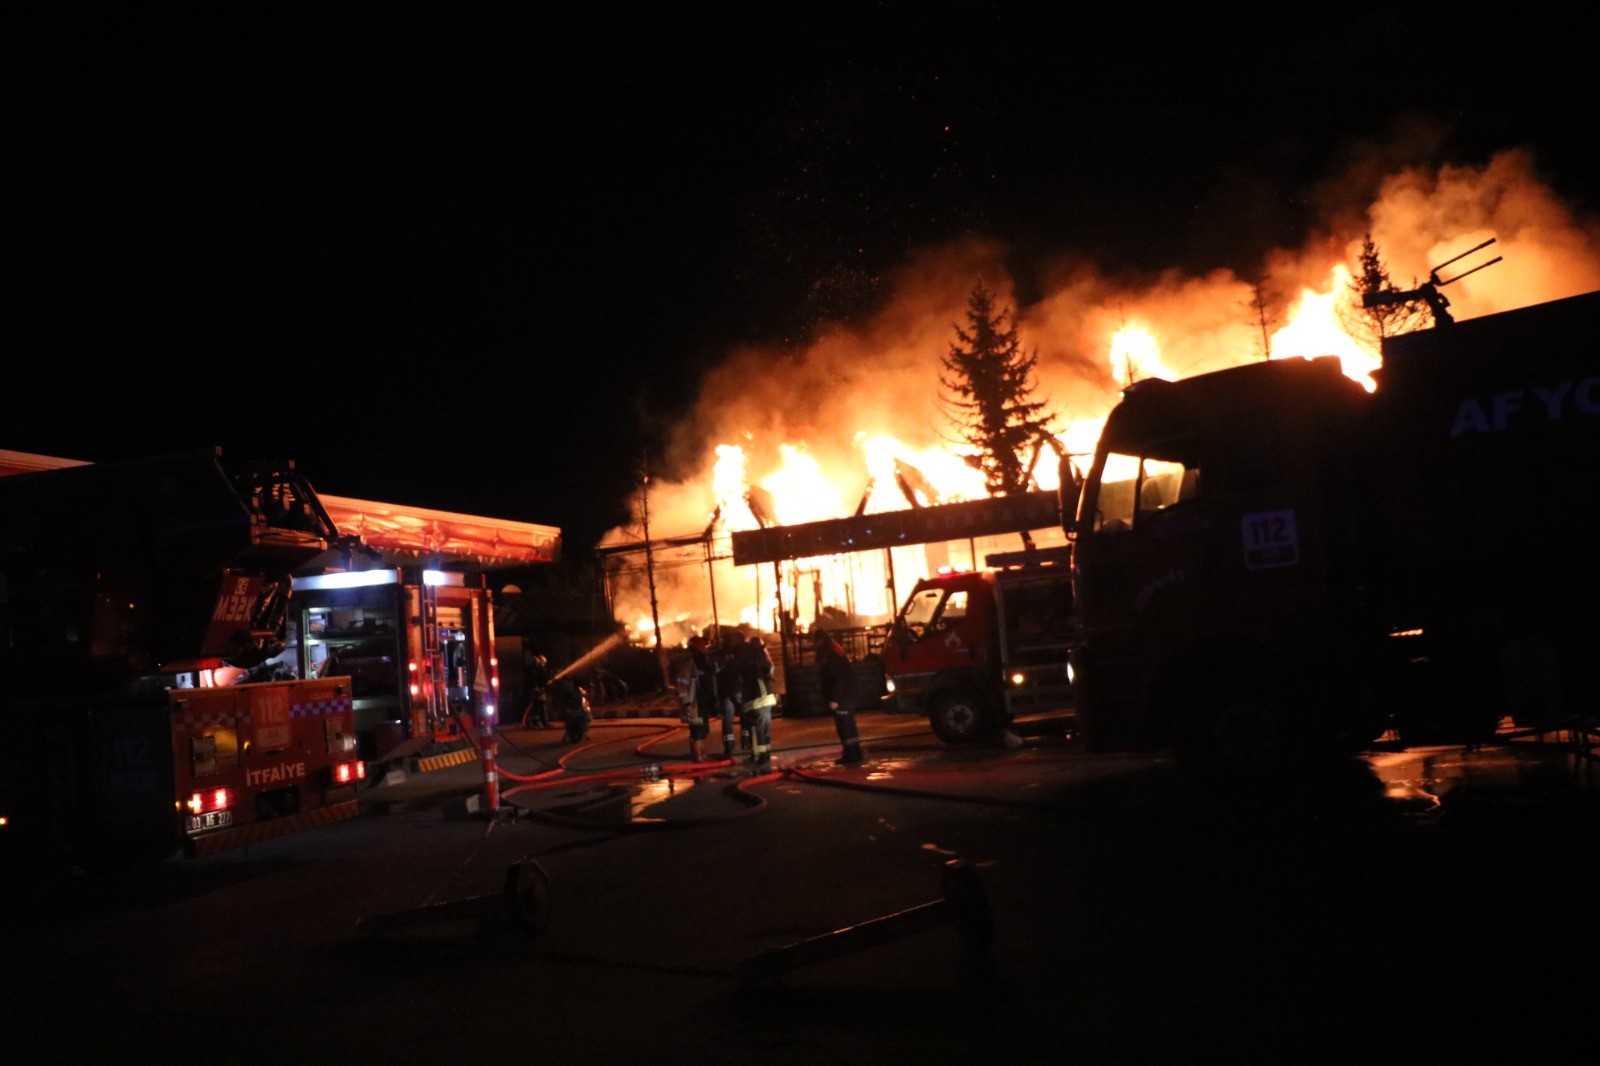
{"left": 12, "top": 7, "right": 1598, "bottom": 551}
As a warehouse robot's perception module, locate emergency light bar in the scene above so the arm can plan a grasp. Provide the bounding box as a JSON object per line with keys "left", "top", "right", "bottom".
{"left": 294, "top": 568, "right": 463, "bottom": 591}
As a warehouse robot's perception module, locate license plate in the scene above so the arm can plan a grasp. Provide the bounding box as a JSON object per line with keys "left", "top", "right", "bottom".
{"left": 185, "top": 809, "right": 234, "bottom": 834}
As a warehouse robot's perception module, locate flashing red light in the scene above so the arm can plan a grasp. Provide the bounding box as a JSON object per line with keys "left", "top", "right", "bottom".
{"left": 334, "top": 761, "right": 366, "bottom": 784}
{"left": 188, "top": 788, "right": 232, "bottom": 814}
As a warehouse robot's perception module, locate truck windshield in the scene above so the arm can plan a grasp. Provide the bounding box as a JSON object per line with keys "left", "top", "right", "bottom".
{"left": 1090, "top": 453, "right": 1198, "bottom": 532}
{"left": 899, "top": 586, "right": 969, "bottom": 638}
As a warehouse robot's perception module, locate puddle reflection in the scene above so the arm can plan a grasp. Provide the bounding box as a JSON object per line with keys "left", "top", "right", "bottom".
{"left": 1365, "top": 741, "right": 1593, "bottom": 818}
{"left": 543, "top": 773, "right": 734, "bottom": 825}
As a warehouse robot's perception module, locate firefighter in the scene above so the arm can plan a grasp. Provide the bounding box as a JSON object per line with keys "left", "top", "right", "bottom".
{"left": 737, "top": 631, "right": 778, "bottom": 768}
{"left": 688, "top": 635, "right": 721, "bottom": 761}
{"left": 520, "top": 649, "right": 551, "bottom": 729}
{"left": 713, "top": 635, "right": 744, "bottom": 759}
{"left": 554, "top": 675, "right": 589, "bottom": 743}
{"left": 674, "top": 644, "right": 711, "bottom": 762}
{"left": 816, "top": 632, "right": 865, "bottom": 765}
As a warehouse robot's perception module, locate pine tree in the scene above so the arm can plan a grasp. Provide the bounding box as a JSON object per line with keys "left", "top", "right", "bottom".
{"left": 1340, "top": 233, "right": 1428, "bottom": 353}
{"left": 937, "top": 284, "right": 1056, "bottom": 496}
{"left": 1243, "top": 275, "right": 1278, "bottom": 360}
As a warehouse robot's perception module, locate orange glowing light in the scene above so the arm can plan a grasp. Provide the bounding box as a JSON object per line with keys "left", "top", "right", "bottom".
{"left": 1270, "top": 266, "right": 1381, "bottom": 391}
{"left": 1110, "top": 326, "right": 1178, "bottom": 387}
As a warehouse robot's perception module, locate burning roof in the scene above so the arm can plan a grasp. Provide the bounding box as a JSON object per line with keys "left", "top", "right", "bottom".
{"left": 599, "top": 149, "right": 1600, "bottom": 642}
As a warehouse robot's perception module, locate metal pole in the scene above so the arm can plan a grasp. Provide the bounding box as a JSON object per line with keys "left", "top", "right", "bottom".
{"left": 772, "top": 560, "right": 782, "bottom": 633}
{"left": 734, "top": 860, "right": 991, "bottom": 985}
{"left": 884, "top": 546, "right": 897, "bottom": 615}
{"left": 706, "top": 532, "right": 720, "bottom": 642}
{"left": 475, "top": 583, "right": 500, "bottom": 812}
{"left": 640, "top": 456, "right": 670, "bottom": 691}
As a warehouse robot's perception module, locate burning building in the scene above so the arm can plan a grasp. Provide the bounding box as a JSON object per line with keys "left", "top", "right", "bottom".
{"left": 598, "top": 148, "right": 1600, "bottom": 657}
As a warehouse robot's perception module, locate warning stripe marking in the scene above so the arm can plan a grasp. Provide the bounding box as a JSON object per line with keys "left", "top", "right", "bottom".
{"left": 173, "top": 695, "right": 353, "bottom": 729}
{"left": 411, "top": 747, "right": 478, "bottom": 773}
{"left": 186, "top": 799, "right": 361, "bottom": 858}
{"left": 291, "top": 697, "right": 353, "bottom": 718}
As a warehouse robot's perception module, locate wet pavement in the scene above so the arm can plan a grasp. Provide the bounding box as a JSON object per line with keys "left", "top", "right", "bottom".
{"left": 4, "top": 707, "right": 1595, "bottom": 1063}
{"left": 384, "top": 707, "right": 1598, "bottom": 832}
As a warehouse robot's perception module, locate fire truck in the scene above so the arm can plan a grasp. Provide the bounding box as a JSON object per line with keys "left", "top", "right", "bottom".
{"left": 289, "top": 564, "right": 499, "bottom": 763}
{"left": 292, "top": 494, "right": 559, "bottom": 764}
{"left": 1064, "top": 289, "right": 1600, "bottom": 780}
{"left": 883, "top": 544, "right": 1076, "bottom": 743}
{"left": 0, "top": 448, "right": 366, "bottom": 868}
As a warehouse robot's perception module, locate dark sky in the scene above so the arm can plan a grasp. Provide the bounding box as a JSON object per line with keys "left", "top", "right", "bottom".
{"left": 12, "top": 7, "right": 1598, "bottom": 551}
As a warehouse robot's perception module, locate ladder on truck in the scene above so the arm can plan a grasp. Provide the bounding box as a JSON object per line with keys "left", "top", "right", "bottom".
{"left": 418, "top": 579, "right": 451, "bottom": 739}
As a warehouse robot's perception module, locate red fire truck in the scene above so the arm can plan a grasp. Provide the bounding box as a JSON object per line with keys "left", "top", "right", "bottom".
{"left": 0, "top": 449, "right": 367, "bottom": 868}
{"left": 882, "top": 545, "right": 1076, "bottom": 743}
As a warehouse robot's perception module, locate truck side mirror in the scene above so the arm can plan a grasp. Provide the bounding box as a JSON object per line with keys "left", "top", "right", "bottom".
{"left": 1057, "top": 455, "right": 1083, "bottom": 530}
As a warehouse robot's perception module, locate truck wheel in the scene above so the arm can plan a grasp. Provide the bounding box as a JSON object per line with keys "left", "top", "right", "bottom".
{"left": 929, "top": 690, "right": 997, "bottom": 745}
{"left": 1177, "top": 670, "right": 1296, "bottom": 784}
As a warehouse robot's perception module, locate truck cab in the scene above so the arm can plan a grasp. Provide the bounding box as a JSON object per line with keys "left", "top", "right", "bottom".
{"left": 1069, "top": 357, "right": 1376, "bottom": 767}
{"left": 884, "top": 545, "right": 1075, "bottom": 744}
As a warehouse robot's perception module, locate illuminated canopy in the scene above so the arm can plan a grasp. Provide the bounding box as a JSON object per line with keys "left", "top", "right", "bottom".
{"left": 318, "top": 494, "right": 560, "bottom": 570}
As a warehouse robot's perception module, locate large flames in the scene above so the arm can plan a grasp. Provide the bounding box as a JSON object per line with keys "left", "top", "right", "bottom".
{"left": 604, "top": 149, "right": 1600, "bottom": 646}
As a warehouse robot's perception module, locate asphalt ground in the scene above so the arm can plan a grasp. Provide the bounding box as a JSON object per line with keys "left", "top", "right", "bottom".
{"left": 4, "top": 707, "right": 1595, "bottom": 1064}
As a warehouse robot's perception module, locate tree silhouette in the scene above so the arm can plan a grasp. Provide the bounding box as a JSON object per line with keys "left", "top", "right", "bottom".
{"left": 1340, "top": 233, "right": 1428, "bottom": 353}
{"left": 937, "top": 284, "right": 1056, "bottom": 496}
{"left": 1243, "top": 274, "right": 1279, "bottom": 360}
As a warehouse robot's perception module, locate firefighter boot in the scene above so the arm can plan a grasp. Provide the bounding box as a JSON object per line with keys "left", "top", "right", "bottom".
{"left": 833, "top": 708, "right": 864, "bottom": 764}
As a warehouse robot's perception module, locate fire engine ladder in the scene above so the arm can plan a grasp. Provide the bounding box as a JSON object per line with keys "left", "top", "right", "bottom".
{"left": 420, "top": 579, "right": 450, "bottom": 736}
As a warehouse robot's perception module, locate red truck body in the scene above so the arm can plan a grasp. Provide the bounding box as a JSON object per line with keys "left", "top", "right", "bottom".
{"left": 882, "top": 545, "right": 1075, "bottom": 744}
{"left": 0, "top": 449, "right": 365, "bottom": 867}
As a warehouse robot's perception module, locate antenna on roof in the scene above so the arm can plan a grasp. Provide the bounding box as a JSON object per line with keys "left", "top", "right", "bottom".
{"left": 1362, "top": 237, "right": 1502, "bottom": 327}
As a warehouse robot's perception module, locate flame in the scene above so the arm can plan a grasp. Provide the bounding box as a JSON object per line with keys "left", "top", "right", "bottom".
{"left": 1269, "top": 265, "right": 1382, "bottom": 391}
{"left": 712, "top": 444, "right": 756, "bottom": 528}
{"left": 857, "top": 433, "right": 987, "bottom": 507}
{"left": 1110, "top": 326, "right": 1178, "bottom": 386}
{"left": 761, "top": 444, "right": 844, "bottom": 526}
